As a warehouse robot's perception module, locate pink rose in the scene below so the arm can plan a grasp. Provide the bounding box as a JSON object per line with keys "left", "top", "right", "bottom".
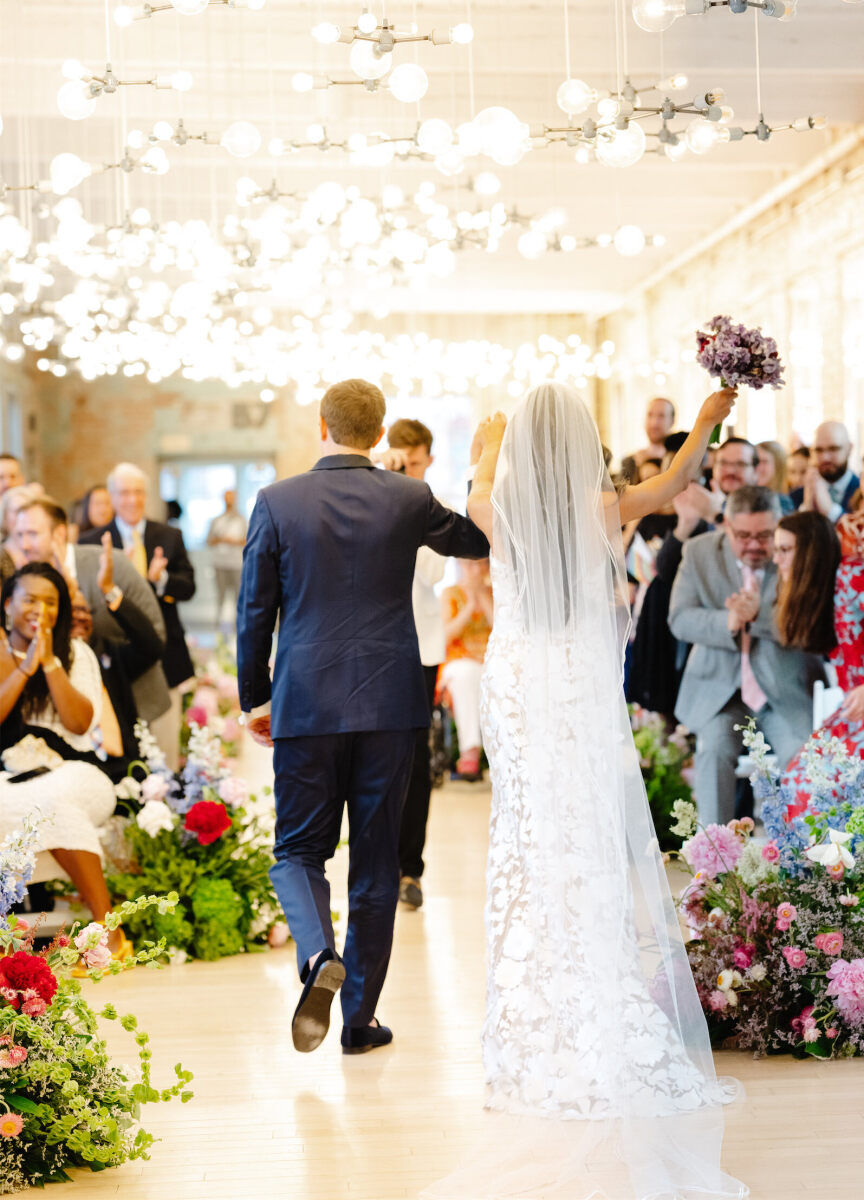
{"left": 185, "top": 705, "right": 208, "bottom": 728}
{"left": 783, "top": 947, "right": 807, "bottom": 969}
{"left": 217, "top": 776, "right": 249, "bottom": 808}
{"left": 733, "top": 944, "right": 755, "bottom": 970}
{"left": 74, "top": 921, "right": 111, "bottom": 969}
{"left": 708, "top": 989, "right": 728, "bottom": 1011}
{"left": 814, "top": 932, "right": 844, "bottom": 957}
{"left": 141, "top": 773, "right": 170, "bottom": 804}
{"left": 762, "top": 842, "right": 780, "bottom": 863}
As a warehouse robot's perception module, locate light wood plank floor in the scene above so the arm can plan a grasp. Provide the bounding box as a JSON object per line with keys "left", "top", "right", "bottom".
{"left": 46, "top": 750, "right": 864, "bottom": 1200}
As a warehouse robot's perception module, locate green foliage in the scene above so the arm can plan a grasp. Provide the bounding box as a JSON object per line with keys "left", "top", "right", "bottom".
{"left": 629, "top": 707, "right": 694, "bottom": 850}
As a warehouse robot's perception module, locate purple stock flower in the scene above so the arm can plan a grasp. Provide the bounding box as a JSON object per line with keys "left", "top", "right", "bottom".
{"left": 696, "top": 315, "right": 785, "bottom": 392}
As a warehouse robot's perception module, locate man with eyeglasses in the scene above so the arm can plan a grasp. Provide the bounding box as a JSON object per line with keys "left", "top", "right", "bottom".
{"left": 669, "top": 485, "right": 825, "bottom": 826}
{"left": 790, "top": 420, "right": 859, "bottom": 523}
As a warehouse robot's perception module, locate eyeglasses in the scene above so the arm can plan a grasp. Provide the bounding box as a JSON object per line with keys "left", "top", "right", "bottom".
{"left": 715, "top": 458, "right": 755, "bottom": 470}
{"left": 728, "top": 529, "right": 775, "bottom": 544}
{"left": 813, "top": 445, "right": 846, "bottom": 455}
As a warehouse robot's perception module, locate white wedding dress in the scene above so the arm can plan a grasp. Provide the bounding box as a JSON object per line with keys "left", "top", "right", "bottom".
{"left": 425, "top": 385, "right": 747, "bottom": 1200}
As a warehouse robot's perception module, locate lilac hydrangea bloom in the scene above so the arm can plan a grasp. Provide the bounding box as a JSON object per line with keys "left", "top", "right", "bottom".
{"left": 696, "top": 315, "right": 785, "bottom": 391}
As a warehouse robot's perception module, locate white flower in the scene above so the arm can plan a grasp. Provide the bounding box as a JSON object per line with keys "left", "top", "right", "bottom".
{"left": 805, "top": 828, "right": 856, "bottom": 871}
{"left": 803, "top": 1024, "right": 820, "bottom": 1043}
{"left": 136, "top": 799, "right": 175, "bottom": 838}
{"left": 168, "top": 947, "right": 188, "bottom": 966}
{"left": 717, "top": 969, "right": 743, "bottom": 991}
{"left": 747, "top": 963, "right": 767, "bottom": 982}
{"left": 114, "top": 776, "right": 142, "bottom": 802}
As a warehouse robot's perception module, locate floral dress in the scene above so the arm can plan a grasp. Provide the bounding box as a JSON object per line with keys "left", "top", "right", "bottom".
{"left": 784, "top": 558, "right": 864, "bottom": 816}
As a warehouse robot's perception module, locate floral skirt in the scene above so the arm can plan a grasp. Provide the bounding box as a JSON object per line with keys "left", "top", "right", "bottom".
{"left": 782, "top": 706, "right": 864, "bottom": 819}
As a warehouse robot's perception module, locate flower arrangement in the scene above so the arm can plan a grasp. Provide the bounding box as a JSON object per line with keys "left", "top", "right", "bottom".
{"left": 674, "top": 720, "right": 864, "bottom": 1057}
{"left": 107, "top": 721, "right": 284, "bottom": 961}
{"left": 696, "top": 315, "right": 785, "bottom": 443}
{"left": 0, "top": 818, "right": 193, "bottom": 1194}
{"left": 629, "top": 706, "right": 694, "bottom": 849}
{"left": 180, "top": 635, "right": 243, "bottom": 760}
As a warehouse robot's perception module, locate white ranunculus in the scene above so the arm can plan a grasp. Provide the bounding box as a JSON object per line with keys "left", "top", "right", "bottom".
{"left": 805, "top": 828, "right": 855, "bottom": 871}
{"left": 115, "top": 776, "right": 142, "bottom": 802}
{"left": 136, "top": 798, "right": 175, "bottom": 838}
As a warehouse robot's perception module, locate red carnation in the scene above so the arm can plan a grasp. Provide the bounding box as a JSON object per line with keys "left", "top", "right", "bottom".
{"left": 184, "top": 800, "right": 232, "bottom": 846}
{"left": 0, "top": 951, "right": 58, "bottom": 1011}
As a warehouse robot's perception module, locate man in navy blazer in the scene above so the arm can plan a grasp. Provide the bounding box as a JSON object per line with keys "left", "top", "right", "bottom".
{"left": 789, "top": 420, "right": 859, "bottom": 522}
{"left": 237, "top": 379, "right": 489, "bottom": 1055}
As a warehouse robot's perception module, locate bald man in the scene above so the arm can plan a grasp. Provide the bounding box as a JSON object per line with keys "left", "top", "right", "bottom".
{"left": 791, "top": 421, "right": 859, "bottom": 523}
{"left": 621, "top": 397, "right": 676, "bottom": 484}
{"left": 0, "top": 454, "right": 25, "bottom": 497}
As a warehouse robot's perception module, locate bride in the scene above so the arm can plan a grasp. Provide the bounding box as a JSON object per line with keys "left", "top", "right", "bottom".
{"left": 426, "top": 384, "right": 747, "bottom": 1200}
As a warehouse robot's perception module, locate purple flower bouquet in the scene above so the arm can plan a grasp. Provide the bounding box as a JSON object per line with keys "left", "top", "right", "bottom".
{"left": 696, "top": 315, "right": 785, "bottom": 443}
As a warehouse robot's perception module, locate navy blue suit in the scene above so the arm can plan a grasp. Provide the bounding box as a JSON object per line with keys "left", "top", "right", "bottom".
{"left": 790, "top": 473, "right": 860, "bottom": 520}
{"left": 237, "top": 454, "right": 489, "bottom": 1027}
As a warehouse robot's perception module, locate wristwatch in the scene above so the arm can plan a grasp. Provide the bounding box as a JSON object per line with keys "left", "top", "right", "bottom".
{"left": 103, "top": 585, "right": 123, "bottom": 610}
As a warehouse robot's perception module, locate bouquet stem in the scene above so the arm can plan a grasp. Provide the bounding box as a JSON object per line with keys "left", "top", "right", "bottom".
{"left": 710, "top": 377, "right": 729, "bottom": 445}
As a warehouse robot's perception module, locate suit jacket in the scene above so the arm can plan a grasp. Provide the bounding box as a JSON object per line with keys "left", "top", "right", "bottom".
{"left": 237, "top": 454, "right": 490, "bottom": 738}
{"left": 669, "top": 530, "right": 825, "bottom": 733}
{"left": 73, "top": 545, "right": 170, "bottom": 722}
{"left": 81, "top": 519, "right": 196, "bottom": 688}
{"left": 790, "top": 473, "right": 860, "bottom": 520}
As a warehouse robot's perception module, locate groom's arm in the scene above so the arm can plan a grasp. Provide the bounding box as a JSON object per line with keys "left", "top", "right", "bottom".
{"left": 422, "top": 488, "right": 489, "bottom": 560}
{"left": 237, "top": 491, "right": 281, "bottom": 726}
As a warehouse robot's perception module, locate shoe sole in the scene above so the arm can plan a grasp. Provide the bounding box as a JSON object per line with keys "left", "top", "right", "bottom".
{"left": 292, "top": 960, "right": 346, "bottom": 1053}
{"left": 400, "top": 887, "right": 423, "bottom": 909}
{"left": 342, "top": 1038, "right": 393, "bottom": 1056}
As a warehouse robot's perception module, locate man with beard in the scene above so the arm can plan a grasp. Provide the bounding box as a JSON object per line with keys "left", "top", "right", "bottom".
{"left": 791, "top": 420, "right": 859, "bottom": 522}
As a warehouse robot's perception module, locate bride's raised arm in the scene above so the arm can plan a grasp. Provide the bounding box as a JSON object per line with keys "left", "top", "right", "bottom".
{"left": 618, "top": 388, "right": 737, "bottom": 526}
{"left": 466, "top": 412, "right": 507, "bottom": 543}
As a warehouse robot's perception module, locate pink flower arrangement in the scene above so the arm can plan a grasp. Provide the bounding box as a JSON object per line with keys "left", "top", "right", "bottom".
{"left": 0, "top": 1112, "right": 23, "bottom": 1138}
{"left": 733, "top": 943, "right": 756, "bottom": 970}
{"left": 140, "top": 773, "right": 170, "bottom": 804}
{"left": 217, "top": 776, "right": 249, "bottom": 808}
{"left": 826, "top": 958, "right": 864, "bottom": 1026}
{"left": 682, "top": 824, "right": 743, "bottom": 879}
{"left": 191, "top": 686, "right": 219, "bottom": 718}
{"left": 814, "top": 932, "right": 844, "bottom": 957}
{"left": 0, "top": 1044, "right": 27, "bottom": 1067}
{"left": 782, "top": 947, "right": 807, "bottom": 969}
{"left": 73, "top": 922, "right": 112, "bottom": 971}
{"left": 185, "top": 705, "right": 208, "bottom": 729}
{"left": 761, "top": 842, "right": 780, "bottom": 863}
{"left": 827, "top": 863, "right": 846, "bottom": 881}
{"left": 708, "top": 989, "right": 728, "bottom": 1011}
{"left": 776, "top": 902, "right": 797, "bottom": 932}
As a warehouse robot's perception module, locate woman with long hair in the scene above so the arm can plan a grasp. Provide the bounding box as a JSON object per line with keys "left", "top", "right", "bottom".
{"left": 0, "top": 563, "right": 129, "bottom": 955}
{"left": 774, "top": 511, "right": 864, "bottom": 817}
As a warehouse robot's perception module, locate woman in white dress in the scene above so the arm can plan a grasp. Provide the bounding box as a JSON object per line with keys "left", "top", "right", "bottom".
{"left": 427, "top": 384, "right": 746, "bottom": 1200}
{"left": 0, "top": 563, "right": 120, "bottom": 949}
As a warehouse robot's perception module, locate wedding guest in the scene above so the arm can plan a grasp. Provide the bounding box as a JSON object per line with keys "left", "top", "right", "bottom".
{"left": 620, "top": 397, "right": 676, "bottom": 484}
{"left": 669, "top": 485, "right": 825, "bottom": 825}
{"left": 206, "top": 489, "right": 247, "bottom": 630}
{"left": 792, "top": 421, "right": 860, "bottom": 521}
{"left": 440, "top": 559, "right": 493, "bottom": 780}
{"left": 14, "top": 495, "right": 170, "bottom": 729}
{"left": 786, "top": 445, "right": 810, "bottom": 494}
{"left": 0, "top": 453, "right": 25, "bottom": 496}
{"left": 81, "top": 462, "right": 195, "bottom": 769}
{"left": 77, "top": 486, "right": 114, "bottom": 538}
{"left": 838, "top": 504, "right": 864, "bottom": 559}
{"left": 0, "top": 563, "right": 128, "bottom": 955}
{"left": 774, "top": 512, "right": 863, "bottom": 816}
{"left": 1, "top": 485, "right": 37, "bottom": 577}
{"left": 374, "top": 418, "right": 445, "bottom": 910}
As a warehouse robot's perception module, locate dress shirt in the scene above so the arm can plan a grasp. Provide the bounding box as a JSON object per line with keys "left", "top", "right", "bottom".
{"left": 828, "top": 469, "right": 855, "bottom": 525}
{"left": 115, "top": 516, "right": 167, "bottom": 595}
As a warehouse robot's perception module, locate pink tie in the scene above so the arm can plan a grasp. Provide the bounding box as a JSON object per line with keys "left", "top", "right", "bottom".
{"left": 740, "top": 566, "right": 767, "bottom": 712}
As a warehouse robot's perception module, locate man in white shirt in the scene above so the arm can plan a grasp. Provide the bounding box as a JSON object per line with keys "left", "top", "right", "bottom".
{"left": 207, "top": 489, "right": 247, "bottom": 630}
{"left": 375, "top": 419, "right": 445, "bottom": 910}
{"left": 620, "top": 397, "right": 676, "bottom": 483}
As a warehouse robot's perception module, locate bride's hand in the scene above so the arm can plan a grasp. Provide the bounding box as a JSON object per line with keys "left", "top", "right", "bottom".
{"left": 697, "top": 388, "right": 737, "bottom": 430}
{"left": 476, "top": 412, "right": 507, "bottom": 449}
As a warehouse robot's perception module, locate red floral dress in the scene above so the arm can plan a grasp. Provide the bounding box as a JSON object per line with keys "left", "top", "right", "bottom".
{"left": 783, "top": 558, "right": 864, "bottom": 817}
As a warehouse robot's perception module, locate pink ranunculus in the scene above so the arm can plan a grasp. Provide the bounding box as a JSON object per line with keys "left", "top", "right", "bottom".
{"left": 708, "top": 989, "right": 728, "bottom": 1012}
{"left": 826, "top": 958, "right": 864, "bottom": 1027}
{"left": 761, "top": 842, "right": 780, "bottom": 863}
{"left": 74, "top": 922, "right": 111, "bottom": 969}
{"left": 840, "top": 893, "right": 860, "bottom": 908}
{"left": 140, "top": 773, "right": 170, "bottom": 804}
{"left": 783, "top": 947, "right": 807, "bottom": 969}
{"left": 814, "top": 932, "right": 844, "bottom": 957}
{"left": 733, "top": 944, "right": 756, "bottom": 970}
{"left": 776, "top": 902, "right": 797, "bottom": 923}
{"left": 185, "top": 705, "right": 208, "bottom": 729}
{"left": 826, "top": 1027, "right": 839, "bottom": 1039}
{"left": 827, "top": 862, "right": 846, "bottom": 880}
{"left": 682, "top": 825, "right": 744, "bottom": 879}
{"left": 802, "top": 1023, "right": 820, "bottom": 1043}
{"left": 791, "top": 1004, "right": 815, "bottom": 1034}
{"left": 217, "top": 776, "right": 249, "bottom": 808}
{"left": 192, "top": 686, "right": 219, "bottom": 717}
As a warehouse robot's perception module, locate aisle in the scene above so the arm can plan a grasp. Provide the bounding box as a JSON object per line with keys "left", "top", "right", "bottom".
{"left": 55, "top": 772, "right": 864, "bottom": 1200}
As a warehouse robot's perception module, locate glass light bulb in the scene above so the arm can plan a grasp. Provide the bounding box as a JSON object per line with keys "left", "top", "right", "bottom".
{"left": 171, "top": 71, "right": 193, "bottom": 91}
{"left": 651, "top": 234, "right": 667, "bottom": 247}
{"left": 632, "top": 0, "right": 685, "bottom": 33}
{"left": 388, "top": 62, "right": 428, "bottom": 103}
{"left": 435, "top": 148, "right": 465, "bottom": 177}
{"left": 473, "top": 171, "right": 500, "bottom": 195}
{"left": 357, "top": 10, "right": 377, "bottom": 33}
{"left": 664, "top": 138, "right": 687, "bottom": 161}
{"left": 596, "top": 96, "right": 621, "bottom": 121}
{"left": 306, "top": 123, "right": 325, "bottom": 143}
{"left": 472, "top": 106, "right": 526, "bottom": 163}
{"left": 613, "top": 224, "right": 646, "bottom": 256}
{"left": 50, "top": 153, "right": 91, "bottom": 195}
{"left": 292, "top": 72, "right": 314, "bottom": 93}
{"left": 416, "top": 118, "right": 452, "bottom": 155}
{"left": 556, "top": 78, "right": 596, "bottom": 117}
{"left": 517, "top": 230, "right": 547, "bottom": 260}
{"left": 221, "top": 120, "right": 262, "bottom": 157}
{"left": 57, "top": 80, "right": 97, "bottom": 120}
{"left": 153, "top": 120, "right": 174, "bottom": 141}
{"left": 595, "top": 122, "right": 646, "bottom": 167}
{"left": 684, "top": 116, "right": 718, "bottom": 154}
{"left": 349, "top": 38, "right": 392, "bottom": 80}
{"left": 312, "top": 22, "right": 340, "bottom": 43}
{"left": 450, "top": 22, "right": 474, "bottom": 43}
{"left": 127, "top": 128, "right": 145, "bottom": 149}
{"left": 170, "top": 0, "right": 209, "bottom": 14}
{"left": 61, "top": 59, "right": 86, "bottom": 79}
{"left": 114, "top": 5, "right": 134, "bottom": 27}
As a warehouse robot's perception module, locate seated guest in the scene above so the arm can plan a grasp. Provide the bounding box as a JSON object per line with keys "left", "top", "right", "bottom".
{"left": 76, "top": 485, "right": 114, "bottom": 539}
{"left": 786, "top": 445, "right": 809, "bottom": 494}
{"left": 792, "top": 421, "right": 860, "bottom": 522}
{"left": 756, "top": 440, "right": 794, "bottom": 513}
{"left": 0, "top": 453, "right": 25, "bottom": 497}
{"left": 773, "top": 512, "right": 861, "bottom": 816}
{"left": 838, "top": 499, "right": 864, "bottom": 559}
{"left": 0, "top": 563, "right": 128, "bottom": 955}
{"left": 669, "top": 485, "right": 825, "bottom": 825}
{"left": 1, "top": 485, "right": 37, "bottom": 578}
{"left": 440, "top": 559, "right": 493, "bottom": 780}
{"left": 620, "top": 397, "right": 676, "bottom": 484}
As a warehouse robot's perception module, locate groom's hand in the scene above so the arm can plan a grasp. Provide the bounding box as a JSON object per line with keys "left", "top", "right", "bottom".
{"left": 248, "top": 715, "right": 273, "bottom": 747}
{"left": 372, "top": 448, "right": 408, "bottom": 472}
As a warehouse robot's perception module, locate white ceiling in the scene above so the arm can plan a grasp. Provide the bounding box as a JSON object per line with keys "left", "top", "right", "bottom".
{"left": 0, "top": 0, "right": 862, "bottom": 315}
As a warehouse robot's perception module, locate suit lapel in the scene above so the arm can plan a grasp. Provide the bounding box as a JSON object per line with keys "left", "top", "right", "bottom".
{"left": 109, "top": 519, "right": 123, "bottom": 551}
{"left": 143, "top": 521, "right": 158, "bottom": 563}
{"left": 719, "top": 533, "right": 741, "bottom": 596}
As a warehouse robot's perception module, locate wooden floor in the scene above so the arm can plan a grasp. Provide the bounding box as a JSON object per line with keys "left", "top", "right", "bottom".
{"left": 49, "top": 748, "right": 864, "bottom": 1200}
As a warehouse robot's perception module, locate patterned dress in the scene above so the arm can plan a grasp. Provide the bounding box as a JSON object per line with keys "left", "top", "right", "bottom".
{"left": 783, "top": 558, "right": 864, "bottom": 816}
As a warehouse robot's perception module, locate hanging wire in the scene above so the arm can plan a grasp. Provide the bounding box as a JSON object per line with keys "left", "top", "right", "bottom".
{"left": 753, "top": 5, "right": 763, "bottom": 117}
{"left": 104, "top": 0, "right": 113, "bottom": 63}
{"left": 466, "top": 0, "right": 476, "bottom": 118}
{"left": 613, "top": 0, "right": 624, "bottom": 101}
{"left": 563, "top": 0, "right": 572, "bottom": 80}
{"left": 621, "top": 0, "right": 630, "bottom": 80}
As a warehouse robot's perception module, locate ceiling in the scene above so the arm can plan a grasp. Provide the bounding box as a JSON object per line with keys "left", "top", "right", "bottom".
{"left": 0, "top": 0, "right": 862, "bottom": 316}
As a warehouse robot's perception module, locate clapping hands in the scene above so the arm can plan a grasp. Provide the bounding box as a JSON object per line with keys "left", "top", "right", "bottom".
{"left": 148, "top": 545, "right": 168, "bottom": 585}
{"left": 802, "top": 467, "right": 833, "bottom": 517}
{"left": 725, "top": 587, "right": 760, "bottom": 634}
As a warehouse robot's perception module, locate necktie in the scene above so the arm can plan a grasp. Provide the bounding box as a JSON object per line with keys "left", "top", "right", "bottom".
{"left": 131, "top": 528, "right": 148, "bottom": 578}
{"left": 740, "top": 565, "right": 767, "bottom": 712}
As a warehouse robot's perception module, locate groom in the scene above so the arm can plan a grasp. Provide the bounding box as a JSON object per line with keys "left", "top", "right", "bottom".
{"left": 237, "top": 379, "right": 489, "bottom": 1055}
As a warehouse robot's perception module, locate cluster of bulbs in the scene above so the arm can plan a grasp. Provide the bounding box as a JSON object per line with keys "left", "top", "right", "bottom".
{"left": 631, "top": 0, "right": 798, "bottom": 32}
{"left": 114, "top": 0, "right": 267, "bottom": 22}
{"left": 56, "top": 58, "right": 192, "bottom": 121}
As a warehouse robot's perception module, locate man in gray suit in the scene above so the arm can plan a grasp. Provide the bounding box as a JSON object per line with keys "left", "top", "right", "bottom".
{"left": 14, "top": 496, "right": 170, "bottom": 724}
{"left": 669, "top": 485, "right": 825, "bottom": 825}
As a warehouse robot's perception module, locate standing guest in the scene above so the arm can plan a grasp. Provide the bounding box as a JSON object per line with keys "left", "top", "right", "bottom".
{"left": 0, "top": 454, "right": 25, "bottom": 496}
{"left": 206, "top": 489, "right": 247, "bottom": 631}
{"left": 373, "top": 418, "right": 444, "bottom": 911}
{"left": 786, "top": 445, "right": 810, "bottom": 493}
{"left": 669, "top": 485, "right": 825, "bottom": 825}
{"left": 756, "top": 440, "right": 793, "bottom": 514}
{"left": 792, "top": 421, "right": 860, "bottom": 521}
{"left": 773, "top": 512, "right": 862, "bottom": 816}
{"left": 620, "top": 397, "right": 676, "bottom": 484}
{"left": 1, "top": 485, "right": 38, "bottom": 579}
{"left": 81, "top": 463, "right": 195, "bottom": 769}
{"left": 440, "top": 559, "right": 494, "bottom": 781}
{"left": 77, "top": 486, "right": 114, "bottom": 539}
{"left": 237, "top": 378, "right": 488, "bottom": 1056}
{"left": 15, "top": 496, "right": 169, "bottom": 730}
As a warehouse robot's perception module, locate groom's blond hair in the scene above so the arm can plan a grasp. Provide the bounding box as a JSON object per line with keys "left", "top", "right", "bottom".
{"left": 320, "top": 379, "right": 387, "bottom": 450}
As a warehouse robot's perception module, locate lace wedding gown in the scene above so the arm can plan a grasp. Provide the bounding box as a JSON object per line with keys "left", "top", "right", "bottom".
{"left": 425, "top": 385, "right": 747, "bottom": 1200}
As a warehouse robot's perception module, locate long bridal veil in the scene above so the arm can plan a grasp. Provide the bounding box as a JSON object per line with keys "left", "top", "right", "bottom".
{"left": 424, "top": 384, "right": 747, "bottom": 1200}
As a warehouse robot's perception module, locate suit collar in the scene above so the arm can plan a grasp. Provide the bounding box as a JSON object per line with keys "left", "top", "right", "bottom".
{"left": 311, "top": 454, "right": 376, "bottom": 471}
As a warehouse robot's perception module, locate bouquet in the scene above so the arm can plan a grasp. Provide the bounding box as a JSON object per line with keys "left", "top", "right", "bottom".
{"left": 696, "top": 315, "right": 785, "bottom": 443}
{"left": 674, "top": 720, "right": 864, "bottom": 1058}
{"left": 629, "top": 706, "right": 694, "bottom": 850}
{"left": 0, "top": 815, "right": 193, "bottom": 1194}
{"left": 107, "top": 721, "right": 284, "bottom": 961}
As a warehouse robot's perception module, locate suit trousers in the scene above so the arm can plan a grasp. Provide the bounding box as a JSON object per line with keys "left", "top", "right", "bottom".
{"left": 693, "top": 692, "right": 811, "bottom": 826}
{"left": 270, "top": 729, "right": 415, "bottom": 1028}
{"left": 398, "top": 665, "right": 439, "bottom": 880}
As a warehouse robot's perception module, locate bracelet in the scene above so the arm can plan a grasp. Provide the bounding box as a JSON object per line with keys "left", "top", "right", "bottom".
{"left": 43, "top": 655, "right": 62, "bottom": 674}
